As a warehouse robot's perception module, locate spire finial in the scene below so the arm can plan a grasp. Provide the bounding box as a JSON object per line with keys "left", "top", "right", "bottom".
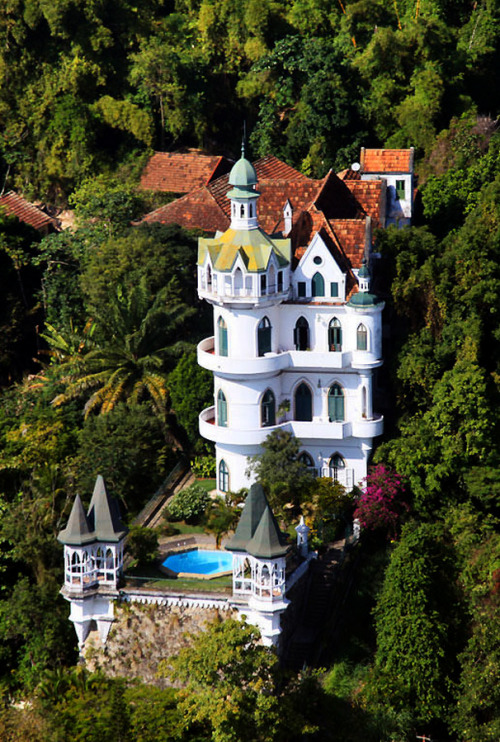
{"left": 241, "top": 121, "right": 247, "bottom": 158}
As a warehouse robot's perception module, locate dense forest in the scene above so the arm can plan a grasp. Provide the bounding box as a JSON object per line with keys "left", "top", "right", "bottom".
{"left": 0, "top": 0, "right": 499, "bottom": 740}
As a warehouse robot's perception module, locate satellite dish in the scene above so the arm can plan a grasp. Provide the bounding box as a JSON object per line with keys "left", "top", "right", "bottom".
{"left": 351, "top": 162, "right": 361, "bottom": 171}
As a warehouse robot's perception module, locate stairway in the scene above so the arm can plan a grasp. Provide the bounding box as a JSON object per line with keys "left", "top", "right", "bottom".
{"left": 283, "top": 541, "right": 346, "bottom": 670}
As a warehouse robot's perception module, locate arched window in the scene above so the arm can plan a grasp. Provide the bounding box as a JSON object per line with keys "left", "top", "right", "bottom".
{"left": 312, "top": 272, "right": 325, "bottom": 297}
{"left": 206, "top": 264, "right": 212, "bottom": 288}
{"left": 362, "top": 386, "right": 367, "bottom": 417}
{"left": 261, "top": 389, "right": 276, "bottom": 427}
{"left": 295, "top": 382, "right": 312, "bottom": 421}
{"left": 357, "top": 323, "right": 368, "bottom": 351}
{"left": 298, "top": 451, "right": 315, "bottom": 473}
{"left": 258, "top": 316, "right": 272, "bottom": 356}
{"left": 329, "top": 453, "right": 346, "bottom": 481}
{"left": 294, "top": 316, "right": 309, "bottom": 350}
{"left": 328, "top": 383, "right": 344, "bottom": 422}
{"left": 219, "top": 460, "right": 229, "bottom": 492}
{"left": 328, "top": 318, "right": 342, "bottom": 351}
{"left": 217, "top": 316, "right": 228, "bottom": 356}
{"left": 234, "top": 267, "right": 243, "bottom": 292}
{"left": 268, "top": 264, "right": 276, "bottom": 293}
{"left": 217, "top": 389, "right": 228, "bottom": 427}
{"left": 240, "top": 204, "right": 245, "bottom": 218}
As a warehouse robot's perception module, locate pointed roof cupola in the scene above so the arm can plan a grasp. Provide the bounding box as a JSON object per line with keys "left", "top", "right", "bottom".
{"left": 87, "top": 475, "right": 128, "bottom": 543}
{"left": 348, "top": 259, "right": 382, "bottom": 308}
{"left": 225, "top": 482, "right": 268, "bottom": 552}
{"left": 246, "top": 504, "right": 289, "bottom": 559}
{"left": 227, "top": 141, "right": 260, "bottom": 230}
{"left": 57, "top": 494, "right": 94, "bottom": 546}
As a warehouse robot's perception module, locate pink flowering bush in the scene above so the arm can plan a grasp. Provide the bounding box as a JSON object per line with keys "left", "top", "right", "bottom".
{"left": 354, "top": 464, "right": 409, "bottom": 539}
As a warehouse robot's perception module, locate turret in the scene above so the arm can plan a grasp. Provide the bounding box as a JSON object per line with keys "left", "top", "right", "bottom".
{"left": 58, "top": 476, "right": 128, "bottom": 646}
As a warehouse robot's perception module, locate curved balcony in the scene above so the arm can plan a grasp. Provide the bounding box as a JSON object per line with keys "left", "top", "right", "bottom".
{"left": 199, "top": 407, "right": 383, "bottom": 445}
{"left": 198, "top": 283, "right": 289, "bottom": 308}
{"left": 197, "top": 338, "right": 355, "bottom": 376}
{"left": 351, "top": 351, "right": 384, "bottom": 370}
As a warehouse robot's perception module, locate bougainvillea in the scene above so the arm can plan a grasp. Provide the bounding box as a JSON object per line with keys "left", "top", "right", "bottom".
{"left": 354, "top": 464, "right": 409, "bottom": 539}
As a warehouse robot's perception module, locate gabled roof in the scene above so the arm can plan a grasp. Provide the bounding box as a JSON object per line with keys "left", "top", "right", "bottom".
{"left": 87, "top": 475, "right": 128, "bottom": 543}
{"left": 0, "top": 191, "right": 59, "bottom": 231}
{"left": 360, "top": 147, "right": 413, "bottom": 174}
{"left": 57, "top": 494, "right": 94, "bottom": 546}
{"left": 139, "top": 151, "right": 233, "bottom": 193}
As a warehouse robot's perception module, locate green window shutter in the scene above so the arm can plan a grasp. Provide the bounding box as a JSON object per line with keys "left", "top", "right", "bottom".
{"left": 357, "top": 324, "right": 367, "bottom": 351}
{"left": 330, "top": 282, "right": 338, "bottom": 297}
{"left": 217, "top": 390, "right": 227, "bottom": 427}
{"left": 298, "top": 282, "right": 306, "bottom": 297}
{"left": 396, "top": 180, "right": 405, "bottom": 200}
{"left": 328, "top": 384, "right": 344, "bottom": 422}
{"left": 218, "top": 317, "right": 228, "bottom": 356}
{"left": 312, "top": 272, "right": 325, "bottom": 297}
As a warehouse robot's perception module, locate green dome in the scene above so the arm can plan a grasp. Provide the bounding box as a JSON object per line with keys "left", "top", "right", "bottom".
{"left": 358, "top": 262, "right": 370, "bottom": 278}
{"left": 348, "top": 291, "right": 381, "bottom": 308}
{"left": 229, "top": 154, "right": 257, "bottom": 188}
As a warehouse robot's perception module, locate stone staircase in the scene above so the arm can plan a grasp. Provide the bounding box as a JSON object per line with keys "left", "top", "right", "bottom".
{"left": 283, "top": 540, "right": 347, "bottom": 670}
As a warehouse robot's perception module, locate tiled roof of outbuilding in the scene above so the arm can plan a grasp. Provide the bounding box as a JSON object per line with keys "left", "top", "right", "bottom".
{"left": 139, "top": 151, "right": 233, "bottom": 193}
{"left": 360, "top": 148, "right": 413, "bottom": 173}
{"left": 0, "top": 191, "right": 59, "bottom": 231}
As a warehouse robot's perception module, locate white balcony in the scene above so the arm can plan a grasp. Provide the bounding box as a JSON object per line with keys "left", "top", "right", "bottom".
{"left": 199, "top": 407, "right": 383, "bottom": 445}
{"left": 197, "top": 338, "right": 355, "bottom": 376}
{"left": 198, "top": 281, "right": 289, "bottom": 307}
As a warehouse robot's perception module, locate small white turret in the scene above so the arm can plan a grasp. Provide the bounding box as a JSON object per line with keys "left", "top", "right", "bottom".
{"left": 295, "top": 515, "right": 310, "bottom": 557}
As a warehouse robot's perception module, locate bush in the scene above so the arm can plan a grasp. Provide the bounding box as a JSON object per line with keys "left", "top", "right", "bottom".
{"left": 127, "top": 526, "right": 159, "bottom": 566}
{"left": 167, "top": 484, "right": 211, "bottom": 522}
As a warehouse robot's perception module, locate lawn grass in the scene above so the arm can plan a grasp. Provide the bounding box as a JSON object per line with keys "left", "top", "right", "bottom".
{"left": 125, "top": 563, "right": 232, "bottom": 594}
{"left": 194, "top": 478, "right": 217, "bottom": 493}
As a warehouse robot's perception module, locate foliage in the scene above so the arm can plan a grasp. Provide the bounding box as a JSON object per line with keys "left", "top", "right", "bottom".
{"left": 127, "top": 526, "right": 159, "bottom": 567}
{"left": 205, "top": 497, "right": 239, "bottom": 549}
{"left": 76, "top": 402, "right": 172, "bottom": 517}
{"left": 166, "top": 617, "right": 318, "bottom": 741}
{"left": 190, "top": 455, "right": 216, "bottom": 479}
{"left": 365, "top": 521, "right": 464, "bottom": 727}
{"left": 354, "top": 465, "right": 409, "bottom": 540}
{"left": 246, "top": 430, "right": 314, "bottom": 515}
{"left": 167, "top": 484, "right": 211, "bottom": 523}
{"left": 303, "top": 478, "right": 354, "bottom": 544}
{"left": 169, "top": 352, "right": 213, "bottom": 449}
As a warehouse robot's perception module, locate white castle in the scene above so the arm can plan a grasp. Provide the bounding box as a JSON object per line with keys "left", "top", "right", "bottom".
{"left": 197, "top": 147, "right": 385, "bottom": 494}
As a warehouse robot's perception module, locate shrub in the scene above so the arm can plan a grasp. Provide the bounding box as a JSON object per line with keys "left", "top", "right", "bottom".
{"left": 127, "top": 526, "right": 159, "bottom": 566}
{"left": 191, "top": 455, "right": 216, "bottom": 479}
{"left": 167, "top": 484, "right": 211, "bottom": 522}
{"left": 354, "top": 464, "right": 409, "bottom": 540}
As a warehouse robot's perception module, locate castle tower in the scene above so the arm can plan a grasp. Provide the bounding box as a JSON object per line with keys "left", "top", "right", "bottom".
{"left": 58, "top": 475, "right": 128, "bottom": 646}
{"left": 225, "top": 483, "right": 289, "bottom": 646}
{"left": 197, "top": 151, "right": 384, "bottom": 494}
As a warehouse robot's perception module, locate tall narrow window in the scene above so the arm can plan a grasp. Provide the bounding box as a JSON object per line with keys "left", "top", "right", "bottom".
{"left": 294, "top": 316, "right": 309, "bottom": 350}
{"left": 219, "top": 460, "right": 229, "bottom": 492}
{"left": 328, "top": 318, "right": 342, "bottom": 351}
{"left": 357, "top": 323, "right": 368, "bottom": 351}
{"left": 362, "top": 386, "right": 367, "bottom": 418}
{"left": 218, "top": 316, "right": 228, "bottom": 356}
{"left": 329, "top": 453, "right": 345, "bottom": 481}
{"left": 217, "top": 389, "right": 227, "bottom": 427}
{"left": 312, "top": 272, "right": 325, "bottom": 297}
{"left": 328, "top": 384, "right": 344, "bottom": 422}
{"left": 330, "top": 282, "right": 338, "bottom": 297}
{"left": 396, "top": 180, "right": 405, "bottom": 200}
{"left": 295, "top": 383, "right": 312, "bottom": 421}
{"left": 234, "top": 267, "right": 243, "bottom": 292}
{"left": 298, "top": 451, "right": 315, "bottom": 472}
{"left": 261, "top": 389, "right": 276, "bottom": 427}
{"left": 297, "top": 282, "right": 306, "bottom": 297}
{"left": 240, "top": 204, "right": 245, "bottom": 217}
{"left": 258, "top": 316, "right": 272, "bottom": 356}
{"left": 260, "top": 274, "right": 267, "bottom": 295}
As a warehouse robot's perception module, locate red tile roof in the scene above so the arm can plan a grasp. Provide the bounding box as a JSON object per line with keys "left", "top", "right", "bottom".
{"left": 139, "top": 151, "right": 233, "bottom": 193}
{"left": 347, "top": 180, "right": 385, "bottom": 229}
{"left": 0, "top": 191, "right": 59, "bottom": 231}
{"left": 360, "top": 148, "right": 413, "bottom": 173}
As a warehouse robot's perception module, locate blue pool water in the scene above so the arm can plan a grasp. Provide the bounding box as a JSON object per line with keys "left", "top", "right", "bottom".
{"left": 163, "top": 549, "right": 233, "bottom": 576}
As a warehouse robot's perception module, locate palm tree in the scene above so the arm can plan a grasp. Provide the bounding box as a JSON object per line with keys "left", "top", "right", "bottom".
{"left": 50, "top": 280, "right": 196, "bottom": 422}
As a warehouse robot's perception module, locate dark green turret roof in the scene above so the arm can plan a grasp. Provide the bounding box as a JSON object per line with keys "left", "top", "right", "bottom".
{"left": 58, "top": 476, "right": 128, "bottom": 546}
{"left": 348, "top": 291, "right": 382, "bottom": 307}
{"left": 226, "top": 144, "right": 260, "bottom": 200}
{"left": 57, "top": 494, "right": 94, "bottom": 546}
{"left": 225, "top": 483, "right": 268, "bottom": 553}
{"left": 246, "top": 505, "right": 288, "bottom": 559}
{"left": 87, "top": 475, "right": 128, "bottom": 543}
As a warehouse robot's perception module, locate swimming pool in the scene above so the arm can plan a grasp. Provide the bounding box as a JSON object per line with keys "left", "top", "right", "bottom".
{"left": 162, "top": 549, "right": 233, "bottom": 578}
